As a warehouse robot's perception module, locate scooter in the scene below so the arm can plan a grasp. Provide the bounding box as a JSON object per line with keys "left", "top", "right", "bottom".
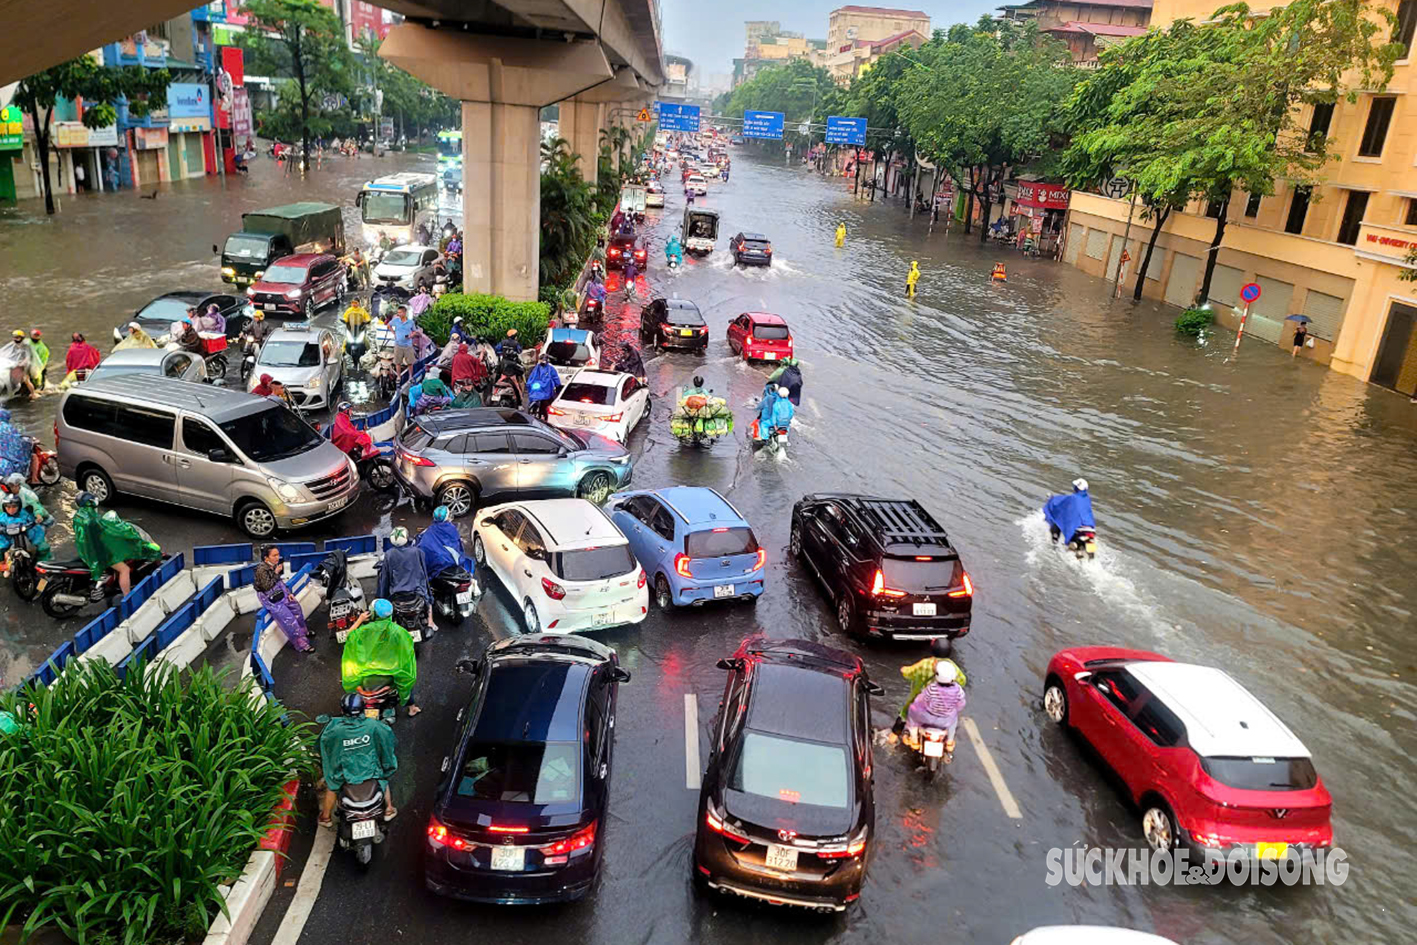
{"left": 30, "top": 442, "right": 60, "bottom": 487}
{"left": 0, "top": 524, "right": 42, "bottom": 601}
{"left": 392, "top": 590, "right": 432, "bottom": 645}
{"left": 347, "top": 443, "right": 398, "bottom": 494}
{"left": 239, "top": 333, "right": 258, "bottom": 383}
{"left": 1066, "top": 527, "right": 1098, "bottom": 561}
{"left": 374, "top": 348, "right": 398, "bottom": 402}
{"left": 335, "top": 778, "right": 390, "bottom": 868}
{"left": 903, "top": 725, "right": 953, "bottom": 780}
{"left": 37, "top": 553, "right": 169, "bottom": 619}
{"left": 488, "top": 374, "right": 521, "bottom": 408}
{"left": 312, "top": 550, "right": 366, "bottom": 641}
{"left": 750, "top": 421, "right": 789, "bottom": 458}
{"left": 430, "top": 566, "right": 477, "bottom": 624}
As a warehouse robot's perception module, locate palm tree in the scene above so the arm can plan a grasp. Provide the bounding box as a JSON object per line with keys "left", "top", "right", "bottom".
{"left": 539, "top": 137, "right": 596, "bottom": 287}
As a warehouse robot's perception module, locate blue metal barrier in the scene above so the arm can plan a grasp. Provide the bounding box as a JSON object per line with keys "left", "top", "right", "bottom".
{"left": 250, "top": 564, "right": 314, "bottom": 708}
{"left": 74, "top": 609, "right": 119, "bottom": 654}
{"left": 194, "top": 575, "right": 224, "bottom": 612}
{"left": 227, "top": 564, "right": 257, "bottom": 588}
{"left": 286, "top": 551, "right": 327, "bottom": 573}
{"left": 27, "top": 640, "right": 76, "bottom": 687}
{"left": 269, "top": 541, "right": 318, "bottom": 559}
{"left": 116, "top": 634, "right": 160, "bottom": 679}
{"left": 326, "top": 534, "right": 377, "bottom": 556}
{"left": 154, "top": 601, "right": 198, "bottom": 650}
{"left": 194, "top": 543, "right": 253, "bottom": 566}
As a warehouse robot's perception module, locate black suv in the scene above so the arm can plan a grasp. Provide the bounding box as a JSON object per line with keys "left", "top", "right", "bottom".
{"left": 606, "top": 232, "right": 646, "bottom": 270}
{"left": 730, "top": 232, "right": 772, "bottom": 267}
{"left": 790, "top": 494, "right": 973, "bottom": 643}
{"left": 425, "top": 634, "right": 631, "bottom": 904}
{"left": 693, "top": 637, "right": 880, "bottom": 913}
{"left": 639, "top": 298, "right": 708, "bottom": 352}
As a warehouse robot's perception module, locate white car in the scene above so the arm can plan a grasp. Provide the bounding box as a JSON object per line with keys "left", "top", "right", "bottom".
{"left": 701, "top": 163, "right": 721, "bottom": 179}
{"left": 645, "top": 182, "right": 665, "bottom": 207}
{"left": 687, "top": 174, "right": 707, "bottom": 195}
{"left": 546, "top": 369, "right": 650, "bottom": 444}
{"left": 473, "top": 498, "right": 648, "bottom": 634}
{"left": 1012, "top": 929, "right": 1178, "bottom": 945}
{"left": 373, "top": 244, "right": 441, "bottom": 290}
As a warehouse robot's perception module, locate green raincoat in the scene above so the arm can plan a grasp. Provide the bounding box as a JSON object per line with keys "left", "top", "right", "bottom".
{"left": 898, "top": 657, "right": 967, "bottom": 721}
{"left": 318, "top": 715, "right": 398, "bottom": 792}
{"left": 340, "top": 617, "right": 418, "bottom": 703}
{"left": 72, "top": 507, "right": 162, "bottom": 579}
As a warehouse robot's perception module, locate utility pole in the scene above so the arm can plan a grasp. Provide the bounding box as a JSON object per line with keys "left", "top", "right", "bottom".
{"left": 1112, "top": 184, "right": 1137, "bottom": 297}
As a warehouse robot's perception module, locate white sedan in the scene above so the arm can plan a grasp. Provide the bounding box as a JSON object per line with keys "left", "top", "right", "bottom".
{"left": 646, "top": 182, "right": 665, "bottom": 207}
{"left": 472, "top": 498, "right": 648, "bottom": 634}
{"left": 546, "top": 369, "right": 650, "bottom": 444}
{"left": 373, "top": 244, "right": 441, "bottom": 289}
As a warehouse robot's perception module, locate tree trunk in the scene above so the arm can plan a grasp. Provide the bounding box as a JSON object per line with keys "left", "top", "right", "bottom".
{"left": 26, "top": 103, "right": 57, "bottom": 215}
{"left": 964, "top": 166, "right": 978, "bottom": 235}
{"left": 1195, "top": 199, "right": 1229, "bottom": 307}
{"left": 1133, "top": 205, "right": 1171, "bottom": 301}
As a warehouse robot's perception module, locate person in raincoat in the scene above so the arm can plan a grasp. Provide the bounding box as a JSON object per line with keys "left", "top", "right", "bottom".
{"left": 27, "top": 330, "right": 49, "bottom": 388}
{"left": 525, "top": 354, "right": 561, "bottom": 420}
{"left": 330, "top": 402, "right": 374, "bottom": 460}
{"left": 835, "top": 223, "right": 846, "bottom": 247}
{"left": 196, "top": 305, "right": 226, "bottom": 335}
{"left": 413, "top": 376, "right": 451, "bottom": 415}
{"left": 767, "top": 357, "right": 803, "bottom": 406}
{"left": 254, "top": 544, "right": 314, "bottom": 653}
{"left": 752, "top": 383, "right": 779, "bottom": 442}
{"left": 1, "top": 331, "right": 34, "bottom": 398}
{"left": 1, "top": 473, "right": 52, "bottom": 558}
{"left": 377, "top": 527, "right": 435, "bottom": 632}
{"left": 0, "top": 410, "right": 40, "bottom": 485}
{"left": 63, "top": 332, "right": 102, "bottom": 385}
{"left": 1043, "top": 478, "right": 1095, "bottom": 547}
{"left": 0, "top": 492, "right": 46, "bottom": 570}
{"left": 448, "top": 316, "right": 475, "bottom": 346}
{"left": 417, "top": 506, "right": 478, "bottom": 591}
{"left": 766, "top": 386, "right": 795, "bottom": 435}
{"left": 450, "top": 343, "right": 487, "bottom": 392}
{"left": 71, "top": 492, "right": 161, "bottom": 595}
{"left": 906, "top": 659, "right": 967, "bottom": 754}
{"left": 318, "top": 692, "right": 399, "bottom": 828}
{"left": 665, "top": 234, "right": 683, "bottom": 267}
{"left": 113, "top": 322, "right": 157, "bottom": 352}
{"left": 906, "top": 261, "right": 921, "bottom": 299}
{"left": 896, "top": 640, "right": 967, "bottom": 726}
{"left": 251, "top": 373, "right": 275, "bottom": 397}
{"left": 409, "top": 284, "right": 435, "bottom": 318}
{"left": 341, "top": 597, "right": 420, "bottom": 715}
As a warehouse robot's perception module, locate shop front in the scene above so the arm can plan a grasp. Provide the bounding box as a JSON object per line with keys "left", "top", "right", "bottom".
{"left": 1012, "top": 182, "right": 1070, "bottom": 256}
{"left": 167, "top": 82, "right": 214, "bottom": 178}
{"left": 52, "top": 121, "right": 119, "bottom": 194}
{"left": 0, "top": 105, "right": 22, "bottom": 202}
{"left": 131, "top": 126, "right": 169, "bottom": 186}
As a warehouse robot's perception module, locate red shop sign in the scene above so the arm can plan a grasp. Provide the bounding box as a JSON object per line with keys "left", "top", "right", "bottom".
{"left": 1016, "top": 182, "right": 1071, "bottom": 210}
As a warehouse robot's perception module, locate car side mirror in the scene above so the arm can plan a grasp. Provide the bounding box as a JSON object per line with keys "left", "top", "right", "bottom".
{"left": 455, "top": 658, "right": 479, "bottom": 676}
{"left": 207, "top": 447, "right": 233, "bottom": 463}
{"left": 612, "top": 667, "right": 631, "bottom": 683}
{"left": 558, "top": 448, "right": 569, "bottom": 458}
{"left": 864, "top": 681, "right": 885, "bottom": 697}
{"left": 715, "top": 657, "right": 740, "bottom": 672}
{"left": 479, "top": 519, "right": 494, "bottom": 528}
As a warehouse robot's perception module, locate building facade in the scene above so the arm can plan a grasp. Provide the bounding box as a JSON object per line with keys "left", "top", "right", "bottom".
{"left": 826, "top": 5, "right": 931, "bottom": 51}
{"left": 824, "top": 29, "right": 929, "bottom": 85}
{"left": 1058, "top": 0, "right": 1417, "bottom": 396}
{"left": 1000, "top": 0, "right": 1152, "bottom": 65}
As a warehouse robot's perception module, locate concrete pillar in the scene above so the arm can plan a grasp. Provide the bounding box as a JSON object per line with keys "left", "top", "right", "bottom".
{"left": 557, "top": 99, "right": 603, "bottom": 185}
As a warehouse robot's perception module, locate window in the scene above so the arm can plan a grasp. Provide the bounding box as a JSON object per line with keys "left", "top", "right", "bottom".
{"left": 436, "top": 434, "right": 469, "bottom": 454}
{"left": 1092, "top": 670, "right": 1144, "bottom": 715}
{"left": 261, "top": 263, "right": 308, "bottom": 284}
{"left": 494, "top": 510, "right": 525, "bottom": 539}
{"left": 1204, "top": 199, "right": 1224, "bottom": 219}
{"left": 1306, "top": 102, "right": 1334, "bottom": 152}
{"left": 729, "top": 732, "right": 849, "bottom": 808}
{"left": 1336, "top": 190, "right": 1370, "bottom": 245}
{"left": 685, "top": 526, "right": 759, "bottom": 558}
{"left": 455, "top": 741, "right": 579, "bottom": 803}
{"left": 1244, "top": 192, "right": 1262, "bottom": 218}
{"left": 423, "top": 250, "right": 439, "bottom": 265}
{"left": 516, "top": 522, "right": 546, "bottom": 556}
{"left": 182, "top": 418, "right": 225, "bottom": 457}
{"left": 882, "top": 556, "right": 960, "bottom": 592}
{"left": 118, "top": 404, "right": 176, "bottom": 449}
{"left": 511, "top": 432, "right": 560, "bottom": 454}
{"left": 1406, "top": 199, "right": 1417, "bottom": 227}
{"left": 1396, "top": 0, "right": 1416, "bottom": 56}
{"left": 260, "top": 342, "right": 320, "bottom": 367}
{"left": 62, "top": 396, "right": 119, "bottom": 437}
{"left": 620, "top": 378, "right": 636, "bottom": 400}
{"left": 218, "top": 406, "right": 320, "bottom": 462}
{"left": 1284, "top": 186, "right": 1312, "bottom": 235}
{"left": 552, "top": 545, "right": 637, "bottom": 582}
{"left": 163, "top": 354, "right": 196, "bottom": 378}
{"left": 470, "top": 433, "right": 512, "bottom": 454}
{"left": 400, "top": 423, "right": 433, "bottom": 450}
{"left": 650, "top": 505, "right": 677, "bottom": 542}
{"left": 1199, "top": 756, "right": 1319, "bottom": 792}
{"left": 1128, "top": 696, "right": 1186, "bottom": 747}
{"left": 752, "top": 324, "right": 790, "bottom": 340}
{"left": 561, "top": 382, "right": 615, "bottom": 406}
{"left": 1358, "top": 97, "right": 1396, "bottom": 157}
{"left": 585, "top": 679, "right": 607, "bottom": 765}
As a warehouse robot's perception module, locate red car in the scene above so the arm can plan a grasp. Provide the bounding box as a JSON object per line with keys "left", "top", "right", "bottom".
{"left": 1042, "top": 647, "right": 1332, "bottom": 858}
{"left": 246, "top": 253, "right": 346, "bottom": 319}
{"left": 726, "top": 312, "right": 793, "bottom": 363}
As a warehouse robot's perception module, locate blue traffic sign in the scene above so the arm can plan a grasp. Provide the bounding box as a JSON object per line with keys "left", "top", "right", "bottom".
{"left": 1240, "top": 282, "right": 1261, "bottom": 303}
{"left": 742, "top": 110, "right": 784, "bottom": 140}
{"left": 657, "top": 102, "right": 701, "bottom": 133}
{"left": 825, "top": 116, "right": 867, "bottom": 146}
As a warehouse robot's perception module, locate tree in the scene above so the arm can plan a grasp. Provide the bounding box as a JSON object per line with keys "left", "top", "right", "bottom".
{"left": 720, "top": 59, "right": 836, "bottom": 154}
{"left": 845, "top": 52, "right": 916, "bottom": 202}
{"left": 242, "top": 0, "right": 357, "bottom": 164}
{"left": 13, "top": 56, "right": 170, "bottom": 214}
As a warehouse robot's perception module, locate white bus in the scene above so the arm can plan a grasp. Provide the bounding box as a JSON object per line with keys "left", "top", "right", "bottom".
{"left": 355, "top": 172, "right": 440, "bottom": 250}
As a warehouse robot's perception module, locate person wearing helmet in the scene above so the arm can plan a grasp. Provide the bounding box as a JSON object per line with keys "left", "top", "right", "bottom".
{"left": 0, "top": 490, "right": 45, "bottom": 573}
{"left": 254, "top": 544, "right": 314, "bottom": 653}
{"left": 329, "top": 401, "right": 374, "bottom": 461}
{"left": 26, "top": 330, "right": 49, "bottom": 389}
{"left": 1043, "top": 478, "right": 1095, "bottom": 548}
{"left": 2, "top": 331, "right": 34, "bottom": 398}
{"left": 341, "top": 597, "right": 420, "bottom": 717}
{"left": 318, "top": 690, "right": 400, "bottom": 828}
{"left": 684, "top": 374, "right": 709, "bottom": 399}
{"left": 71, "top": 495, "right": 161, "bottom": 595}
{"left": 904, "top": 656, "right": 967, "bottom": 755}
{"left": 767, "top": 356, "right": 803, "bottom": 406}
{"left": 416, "top": 505, "right": 478, "bottom": 595}
{"left": 524, "top": 352, "right": 561, "bottom": 421}
{"left": 0, "top": 472, "right": 53, "bottom": 558}
{"left": 377, "top": 526, "right": 435, "bottom": 632}
{"left": 896, "top": 640, "right": 968, "bottom": 732}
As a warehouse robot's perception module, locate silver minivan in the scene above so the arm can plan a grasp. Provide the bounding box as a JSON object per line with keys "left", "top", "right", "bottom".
{"left": 56, "top": 376, "right": 359, "bottom": 538}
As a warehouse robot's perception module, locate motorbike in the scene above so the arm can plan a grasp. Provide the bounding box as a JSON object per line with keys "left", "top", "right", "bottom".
{"left": 239, "top": 332, "right": 259, "bottom": 383}
{"left": 374, "top": 348, "right": 398, "bottom": 402}
{"left": 750, "top": 420, "right": 789, "bottom": 458}
{"left": 37, "top": 552, "right": 168, "bottom": 619}
{"left": 1, "top": 523, "right": 42, "bottom": 601}
{"left": 335, "top": 777, "right": 390, "bottom": 868}
{"left": 392, "top": 590, "right": 432, "bottom": 645}
{"left": 430, "top": 565, "right": 477, "bottom": 624}
{"left": 31, "top": 441, "right": 60, "bottom": 487}
{"left": 670, "top": 390, "right": 733, "bottom": 448}
{"left": 348, "top": 443, "right": 398, "bottom": 494}
{"left": 903, "top": 725, "right": 953, "bottom": 780}
{"left": 1053, "top": 526, "right": 1098, "bottom": 561}
{"left": 488, "top": 374, "right": 521, "bottom": 408}
{"left": 312, "top": 550, "right": 367, "bottom": 641}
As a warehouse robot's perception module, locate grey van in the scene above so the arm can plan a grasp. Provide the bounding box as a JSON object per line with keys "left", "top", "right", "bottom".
{"left": 56, "top": 376, "right": 359, "bottom": 538}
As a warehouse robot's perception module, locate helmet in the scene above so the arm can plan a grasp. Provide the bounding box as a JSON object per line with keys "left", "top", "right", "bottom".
{"left": 76, "top": 491, "right": 99, "bottom": 508}
{"left": 692, "top": 375, "right": 704, "bottom": 387}
{"left": 2, "top": 494, "right": 19, "bottom": 510}
{"left": 389, "top": 526, "right": 409, "bottom": 547}
{"left": 253, "top": 311, "right": 265, "bottom": 320}
{"left": 935, "top": 659, "right": 961, "bottom": 685}
{"left": 341, "top": 692, "right": 366, "bottom": 717}
{"left": 3, "top": 473, "right": 24, "bottom": 492}
{"left": 1072, "top": 478, "right": 1089, "bottom": 493}
{"left": 371, "top": 598, "right": 393, "bottom": 619}
{"left": 433, "top": 506, "right": 451, "bottom": 523}
{"left": 777, "top": 386, "right": 790, "bottom": 397}
{"left": 337, "top": 401, "right": 353, "bottom": 414}
{"left": 930, "top": 638, "right": 953, "bottom": 659}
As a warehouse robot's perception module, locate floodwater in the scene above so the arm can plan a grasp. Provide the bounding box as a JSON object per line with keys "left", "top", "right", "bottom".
{"left": 3, "top": 147, "right": 1416, "bottom": 944}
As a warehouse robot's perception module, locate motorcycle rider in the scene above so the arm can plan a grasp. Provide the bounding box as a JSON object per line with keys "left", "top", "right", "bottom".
{"left": 417, "top": 505, "right": 480, "bottom": 594}
{"left": 493, "top": 344, "right": 526, "bottom": 406}
{"left": 0, "top": 410, "right": 40, "bottom": 483}
{"left": 754, "top": 385, "right": 794, "bottom": 445}
{"left": 683, "top": 374, "right": 709, "bottom": 399}
{"left": 318, "top": 692, "right": 399, "bottom": 828}
{"left": 905, "top": 660, "right": 968, "bottom": 757}
{"left": 767, "top": 356, "right": 803, "bottom": 406}
{"left": 330, "top": 402, "right": 374, "bottom": 461}
{"left": 525, "top": 353, "right": 561, "bottom": 420}
{"left": 665, "top": 233, "right": 684, "bottom": 268}
{"left": 196, "top": 304, "right": 226, "bottom": 336}
{"left": 0, "top": 492, "right": 45, "bottom": 573}
{"left": 71, "top": 492, "right": 161, "bottom": 595}
{"left": 175, "top": 318, "right": 204, "bottom": 356}
{"left": 342, "top": 597, "right": 420, "bottom": 716}
{"left": 1043, "top": 478, "right": 1095, "bottom": 547}
{"left": 1, "top": 473, "right": 53, "bottom": 557}
{"left": 895, "top": 640, "right": 967, "bottom": 731}
{"left": 376, "top": 527, "right": 435, "bottom": 633}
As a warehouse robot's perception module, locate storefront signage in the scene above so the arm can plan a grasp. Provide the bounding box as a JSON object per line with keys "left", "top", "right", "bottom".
{"left": 134, "top": 127, "right": 169, "bottom": 149}
{"left": 232, "top": 88, "right": 253, "bottom": 139}
{"left": 168, "top": 83, "right": 210, "bottom": 119}
{"left": 1366, "top": 233, "right": 1414, "bottom": 250}
{"left": 221, "top": 47, "right": 245, "bottom": 87}
{"left": 1016, "top": 182, "right": 1071, "bottom": 210}
{"left": 88, "top": 124, "right": 118, "bottom": 147}
{"left": 0, "top": 105, "right": 23, "bottom": 151}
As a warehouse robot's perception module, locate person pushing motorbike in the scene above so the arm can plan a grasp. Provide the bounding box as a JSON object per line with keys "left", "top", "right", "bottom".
{"left": 376, "top": 527, "right": 435, "bottom": 634}
{"left": 318, "top": 692, "right": 400, "bottom": 828}
{"left": 341, "top": 597, "right": 420, "bottom": 717}
{"left": 71, "top": 492, "right": 161, "bottom": 595}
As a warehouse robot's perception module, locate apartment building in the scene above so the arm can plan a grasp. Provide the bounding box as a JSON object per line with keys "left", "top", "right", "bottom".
{"left": 1000, "top": 0, "right": 1152, "bottom": 64}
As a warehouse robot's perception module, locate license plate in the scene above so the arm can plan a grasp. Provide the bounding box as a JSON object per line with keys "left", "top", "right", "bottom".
{"left": 1085, "top": 541, "right": 1097, "bottom": 554}
{"left": 575, "top": 413, "right": 594, "bottom": 426}
{"left": 714, "top": 584, "right": 734, "bottom": 598}
{"left": 363, "top": 707, "right": 378, "bottom": 719}
{"left": 1255, "top": 842, "right": 1288, "bottom": 859}
{"left": 36, "top": 578, "right": 46, "bottom": 593}
{"left": 336, "top": 629, "right": 351, "bottom": 643}
{"left": 264, "top": 304, "right": 276, "bottom": 311}
{"left": 592, "top": 612, "right": 612, "bottom": 628}
{"left": 923, "top": 739, "right": 946, "bottom": 757}
{"left": 328, "top": 494, "right": 350, "bottom": 511}
{"left": 913, "top": 603, "right": 937, "bottom": 616}
{"left": 763, "top": 352, "right": 777, "bottom": 360}
{"left": 764, "top": 844, "right": 798, "bottom": 872}
{"left": 456, "top": 590, "right": 474, "bottom": 604}
{"left": 408, "top": 628, "right": 423, "bottom": 643}
{"left": 491, "top": 845, "right": 525, "bottom": 871}
{"left": 680, "top": 329, "right": 694, "bottom": 337}
{"left": 350, "top": 819, "right": 377, "bottom": 840}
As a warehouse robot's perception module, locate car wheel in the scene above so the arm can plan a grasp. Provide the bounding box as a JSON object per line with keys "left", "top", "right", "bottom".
{"left": 655, "top": 574, "right": 674, "bottom": 611}
{"left": 436, "top": 482, "right": 477, "bottom": 518}
{"left": 472, "top": 534, "right": 487, "bottom": 567}
{"left": 1141, "top": 802, "right": 1179, "bottom": 853}
{"left": 1043, "top": 677, "right": 1069, "bottom": 726}
{"left": 578, "top": 471, "right": 614, "bottom": 505}
{"left": 303, "top": 296, "right": 314, "bottom": 319}
{"left": 789, "top": 520, "right": 803, "bottom": 559}
{"left": 237, "top": 500, "right": 278, "bottom": 538}
{"left": 837, "top": 593, "right": 858, "bottom": 636}
{"left": 523, "top": 599, "right": 541, "bottom": 633}
{"left": 79, "top": 467, "right": 115, "bottom": 504}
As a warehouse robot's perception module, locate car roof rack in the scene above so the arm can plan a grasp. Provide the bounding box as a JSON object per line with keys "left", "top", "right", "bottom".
{"left": 849, "top": 497, "right": 953, "bottom": 549}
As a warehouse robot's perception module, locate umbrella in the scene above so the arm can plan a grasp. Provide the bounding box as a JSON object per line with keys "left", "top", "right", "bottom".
{"left": 1285, "top": 314, "right": 1311, "bottom": 324}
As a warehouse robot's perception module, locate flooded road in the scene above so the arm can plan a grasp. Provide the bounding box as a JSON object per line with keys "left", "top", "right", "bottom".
{"left": 5, "top": 148, "right": 1416, "bottom": 943}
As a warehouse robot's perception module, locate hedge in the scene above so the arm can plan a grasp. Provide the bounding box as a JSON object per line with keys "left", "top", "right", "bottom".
{"left": 422, "top": 293, "right": 553, "bottom": 348}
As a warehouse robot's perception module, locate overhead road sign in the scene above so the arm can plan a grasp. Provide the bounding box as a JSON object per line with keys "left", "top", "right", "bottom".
{"left": 742, "top": 110, "right": 784, "bottom": 140}
{"left": 657, "top": 102, "right": 701, "bottom": 132}
{"left": 825, "top": 116, "right": 867, "bottom": 146}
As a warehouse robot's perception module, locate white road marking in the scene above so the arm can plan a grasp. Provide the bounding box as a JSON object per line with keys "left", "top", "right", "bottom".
{"left": 963, "top": 718, "right": 1022, "bottom": 820}
{"left": 684, "top": 693, "right": 701, "bottom": 790}
{"left": 271, "top": 824, "right": 336, "bottom": 945}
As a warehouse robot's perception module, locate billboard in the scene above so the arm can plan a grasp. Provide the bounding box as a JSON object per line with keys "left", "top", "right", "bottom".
{"left": 168, "top": 83, "right": 210, "bottom": 119}
{"left": 656, "top": 102, "right": 700, "bottom": 132}
{"left": 742, "top": 110, "right": 784, "bottom": 140}
{"left": 825, "top": 116, "right": 867, "bottom": 146}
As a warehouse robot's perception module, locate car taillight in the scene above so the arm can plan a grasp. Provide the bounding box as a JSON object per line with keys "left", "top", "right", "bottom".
{"left": 948, "top": 572, "right": 974, "bottom": 598}
{"left": 541, "top": 577, "right": 566, "bottom": 600}
{"left": 603, "top": 412, "right": 623, "bottom": 422}
{"left": 818, "top": 830, "right": 869, "bottom": 859}
{"left": 548, "top": 406, "right": 566, "bottom": 417}
{"left": 765, "top": 244, "right": 772, "bottom": 254}
{"left": 609, "top": 248, "right": 620, "bottom": 256}
{"left": 427, "top": 816, "right": 469, "bottom": 850}
{"left": 705, "top": 808, "right": 749, "bottom": 842}
{"left": 398, "top": 446, "right": 435, "bottom": 467}
{"left": 674, "top": 553, "right": 693, "bottom": 578}
{"left": 871, "top": 569, "right": 906, "bottom": 598}
{"left": 541, "top": 820, "right": 597, "bottom": 856}
{"left": 738, "top": 242, "right": 746, "bottom": 252}
{"left": 636, "top": 568, "right": 646, "bottom": 589}
{"left": 488, "top": 824, "right": 530, "bottom": 833}
{"left": 748, "top": 548, "right": 766, "bottom": 572}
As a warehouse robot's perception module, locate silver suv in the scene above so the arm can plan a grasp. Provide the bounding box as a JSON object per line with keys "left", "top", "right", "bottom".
{"left": 56, "top": 376, "right": 359, "bottom": 538}
{"left": 393, "top": 408, "right": 633, "bottom": 516}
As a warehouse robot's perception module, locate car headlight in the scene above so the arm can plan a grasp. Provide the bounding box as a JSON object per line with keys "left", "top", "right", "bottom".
{"left": 610, "top": 455, "right": 630, "bottom": 464}
{"left": 286, "top": 289, "right": 302, "bottom": 299}
{"left": 267, "top": 477, "right": 303, "bottom": 502}
{"left": 221, "top": 266, "right": 235, "bottom": 276}
{"left": 306, "top": 376, "right": 321, "bottom": 389}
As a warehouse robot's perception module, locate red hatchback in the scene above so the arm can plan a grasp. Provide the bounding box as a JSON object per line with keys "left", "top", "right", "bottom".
{"left": 726, "top": 312, "right": 793, "bottom": 363}
{"left": 246, "top": 253, "right": 345, "bottom": 319}
{"left": 1042, "top": 647, "right": 1332, "bottom": 859}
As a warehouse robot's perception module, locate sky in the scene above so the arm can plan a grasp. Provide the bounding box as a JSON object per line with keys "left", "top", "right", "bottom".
{"left": 661, "top": 0, "right": 1005, "bottom": 88}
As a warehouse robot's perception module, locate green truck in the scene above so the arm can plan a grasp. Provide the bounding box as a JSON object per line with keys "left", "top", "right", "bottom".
{"left": 215, "top": 202, "right": 346, "bottom": 287}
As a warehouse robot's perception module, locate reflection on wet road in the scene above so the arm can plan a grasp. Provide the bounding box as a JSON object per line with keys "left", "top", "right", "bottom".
{"left": 3, "top": 147, "right": 1415, "bottom": 944}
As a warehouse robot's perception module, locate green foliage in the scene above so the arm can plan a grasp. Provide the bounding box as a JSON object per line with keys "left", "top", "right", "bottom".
{"left": 0, "top": 660, "right": 313, "bottom": 944}
{"left": 1401, "top": 246, "right": 1417, "bottom": 282}
{"left": 1175, "top": 306, "right": 1214, "bottom": 337}
{"left": 424, "top": 294, "right": 552, "bottom": 348}
{"left": 241, "top": 0, "right": 357, "bottom": 155}
{"left": 540, "top": 137, "right": 601, "bottom": 290}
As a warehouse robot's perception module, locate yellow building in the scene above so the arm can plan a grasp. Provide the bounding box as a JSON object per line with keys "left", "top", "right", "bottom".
{"left": 1060, "top": 0, "right": 1417, "bottom": 396}
{"left": 826, "top": 5, "right": 931, "bottom": 51}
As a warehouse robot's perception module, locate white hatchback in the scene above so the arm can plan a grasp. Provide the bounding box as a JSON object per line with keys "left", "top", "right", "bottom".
{"left": 546, "top": 369, "right": 650, "bottom": 444}
{"left": 473, "top": 498, "right": 648, "bottom": 634}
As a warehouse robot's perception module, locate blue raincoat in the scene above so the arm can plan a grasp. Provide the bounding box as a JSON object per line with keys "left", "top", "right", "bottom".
{"left": 1043, "top": 491, "right": 1095, "bottom": 543}
{"left": 526, "top": 362, "right": 561, "bottom": 405}
{"left": 417, "top": 521, "right": 472, "bottom": 576}
{"left": 756, "top": 386, "right": 779, "bottom": 429}
{"left": 377, "top": 544, "right": 431, "bottom": 605}
{"left": 0, "top": 410, "right": 29, "bottom": 481}
{"left": 666, "top": 235, "right": 683, "bottom": 266}
{"left": 768, "top": 397, "right": 795, "bottom": 432}
{"left": 0, "top": 505, "right": 48, "bottom": 559}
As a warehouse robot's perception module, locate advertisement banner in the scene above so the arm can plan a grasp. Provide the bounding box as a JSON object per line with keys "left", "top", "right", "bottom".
{"left": 1015, "top": 182, "right": 1071, "bottom": 210}
{"left": 0, "top": 105, "right": 23, "bottom": 151}
{"left": 224, "top": 0, "right": 250, "bottom": 26}
{"left": 232, "top": 88, "right": 253, "bottom": 139}
{"left": 135, "top": 127, "right": 169, "bottom": 150}
{"left": 53, "top": 122, "right": 88, "bottom": 148}
{"left": 168, "top": 83, "right": 210, "bottom": 119}
{"left": 221, "top": 46, "right": 244, "bottom": 87}
{"left": 88, "top": 124, "right": 119, "bottom": 147}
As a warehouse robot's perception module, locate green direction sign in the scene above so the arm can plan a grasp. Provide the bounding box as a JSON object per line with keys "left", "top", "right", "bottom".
{"left": 0, "top": 106, "right": 23, "bottom": 151}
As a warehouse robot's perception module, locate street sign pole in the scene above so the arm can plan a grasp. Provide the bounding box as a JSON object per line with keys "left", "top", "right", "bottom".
{"left": 1233, "top": 303, "right": 1251, "bottom": 354}
{"left": 1233, "top": 283, "right": 1261, "bottom": 355}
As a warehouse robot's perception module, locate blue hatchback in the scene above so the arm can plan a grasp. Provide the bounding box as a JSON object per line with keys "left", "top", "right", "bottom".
{"left": 607, "top": 487, "right": 765, "bottom": 609}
